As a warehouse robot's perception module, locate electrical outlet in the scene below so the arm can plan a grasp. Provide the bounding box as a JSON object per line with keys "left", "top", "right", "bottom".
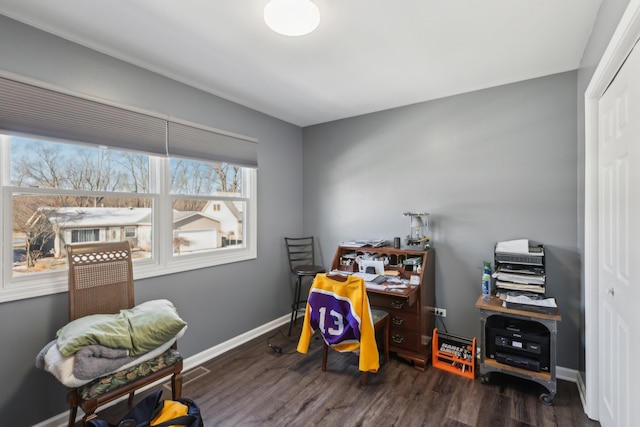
{"left": 434, "top": 307, "right": 447, "bottom": 317}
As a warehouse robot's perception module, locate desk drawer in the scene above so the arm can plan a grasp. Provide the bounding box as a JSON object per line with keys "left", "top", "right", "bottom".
{"left": 390, "top": 331, "right": 419, "bottom": 352}
{"left": 388, "top": 311, "right": 419, "bottom": 333}
{"left": 369, "top": 294, "right": 418, "bottom": 314}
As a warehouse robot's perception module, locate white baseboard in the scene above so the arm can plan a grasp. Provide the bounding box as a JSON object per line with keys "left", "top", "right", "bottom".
{"left": 556, "top": 365, "right": 578, "bottom": 383}
{"left": 34, "top": 315, "right": 290, "bottom": 427}
{"left": 576, "top": 370, "right": 587, "bottom": 411}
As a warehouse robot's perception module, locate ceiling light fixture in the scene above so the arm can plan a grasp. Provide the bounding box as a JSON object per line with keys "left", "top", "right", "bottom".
{"left": 264, "top": 0, "right": 320, "bottom": 37}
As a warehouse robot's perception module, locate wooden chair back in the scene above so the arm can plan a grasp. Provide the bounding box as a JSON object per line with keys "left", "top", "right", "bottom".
{"left": 67, "top": 241, "right": 135, "bottom": 320}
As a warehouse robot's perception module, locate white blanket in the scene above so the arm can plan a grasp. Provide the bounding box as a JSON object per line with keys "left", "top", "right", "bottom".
{"left": 36, "top": 326, "right": 186, "bottom": 387}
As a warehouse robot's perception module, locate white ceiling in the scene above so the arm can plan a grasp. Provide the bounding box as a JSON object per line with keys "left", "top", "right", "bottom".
{"left": 0, "top": 0, "right": 602, "bottom": 127}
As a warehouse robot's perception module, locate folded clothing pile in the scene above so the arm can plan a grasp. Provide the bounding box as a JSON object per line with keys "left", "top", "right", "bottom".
{"left": 35, "top": 299, "right": 187, "bottom": 387}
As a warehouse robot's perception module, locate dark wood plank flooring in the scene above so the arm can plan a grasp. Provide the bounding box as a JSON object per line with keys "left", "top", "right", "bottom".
{"left": 91, "top": 325, "right": 599, "bottom": 427}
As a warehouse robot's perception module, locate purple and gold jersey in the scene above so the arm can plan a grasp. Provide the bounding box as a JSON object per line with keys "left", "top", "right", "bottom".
{"left": 297, "top": 273, "right": 379, "bottom": 372}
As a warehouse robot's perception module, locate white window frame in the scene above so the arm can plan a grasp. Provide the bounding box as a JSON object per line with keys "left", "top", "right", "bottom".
{"left": 0, "top": 137, "right": 257, "bottom": 304}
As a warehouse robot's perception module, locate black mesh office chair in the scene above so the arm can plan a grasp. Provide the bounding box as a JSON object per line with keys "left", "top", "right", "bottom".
{"left": 284, "top": 237, "right": 325, "bottom": 336}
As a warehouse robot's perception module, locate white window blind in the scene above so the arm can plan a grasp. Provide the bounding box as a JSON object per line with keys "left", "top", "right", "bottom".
{"left": 0, "top": 77, "right": 167, "bottom": 155}
{"left": 0, "top": 76, "right": 258, "bottom": 167}
{"left": 167, "top": 122, "right": 257, "bottom": 168}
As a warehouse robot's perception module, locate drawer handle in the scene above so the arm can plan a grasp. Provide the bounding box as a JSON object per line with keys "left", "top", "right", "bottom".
{"left": 391, "top": 300, "right": 405, "bottom": 309}
{"left": 392, "top": 334, "right": 405, "bottom": 344}
{"left": 392, "top": 317, "right": 404, "bottom": 326}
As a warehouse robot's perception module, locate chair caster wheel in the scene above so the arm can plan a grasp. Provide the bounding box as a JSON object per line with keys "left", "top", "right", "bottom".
{"left": 540, "top": 393, "right": 554, "bottom": 405}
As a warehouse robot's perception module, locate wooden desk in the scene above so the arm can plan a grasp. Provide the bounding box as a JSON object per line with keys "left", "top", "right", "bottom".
{"left": 331, "top": 245, "right": 435, "bottom": 371}
{"left": 475, "top": 296, "right": 561, "bottom": 404}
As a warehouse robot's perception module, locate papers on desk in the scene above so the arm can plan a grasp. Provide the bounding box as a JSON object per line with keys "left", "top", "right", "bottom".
{"left": 353, "top": 272, "right": 386, "bottom": 283}
{"left": 502, "top": 294, "right": 557, "bottom": 314}
{"left": 340, "top": 239, "right": 388, "bottom": 248}
{"left": 365, "top": 282, "right": 409, "bottom": 292}
{"left": 365, "top": 282, "right": 388, "bottom": 291}
{"left": 355, "top": 272, "right": 409, "bottom": 290}
{"left": 340, "top": 270, "right": 410, "bottom": 291}
{"left": 505, "top": 294, "right": 557, "bottom": 307}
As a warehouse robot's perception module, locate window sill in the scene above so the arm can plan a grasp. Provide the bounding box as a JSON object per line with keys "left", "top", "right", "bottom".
{"left": 0, "top": 247, "right": 256, "bottom": 304}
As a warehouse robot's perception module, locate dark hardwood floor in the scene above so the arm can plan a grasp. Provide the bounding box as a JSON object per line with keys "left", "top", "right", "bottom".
{"left": 93, "top": 324, "right": 599, "bottom": 427}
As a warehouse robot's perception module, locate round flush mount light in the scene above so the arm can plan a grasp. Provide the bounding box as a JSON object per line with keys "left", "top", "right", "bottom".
{"left": 264, "top": 0, "right": 320, "bottom": 37}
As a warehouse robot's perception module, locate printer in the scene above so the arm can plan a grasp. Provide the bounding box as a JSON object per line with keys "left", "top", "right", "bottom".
{"left": 486, "top": 316, "right": 550, "bottom": 372}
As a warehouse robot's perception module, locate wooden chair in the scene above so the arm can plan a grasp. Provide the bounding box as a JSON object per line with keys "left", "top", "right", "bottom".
{"left": 298, "top": 273, "right": 390, "bottom": 386}
{"left": 65, "top": 241, "right": 183, "bottom": 427}
{"left": 284, "top": 237, "right": 325, "bottom": 336}
{"left": 322, "top": 307, "right": 390, "bottom": 386}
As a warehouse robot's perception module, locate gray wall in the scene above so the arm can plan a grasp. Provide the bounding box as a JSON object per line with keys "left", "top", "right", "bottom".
{"left": 575, "top": 0, "right": 630, "bottom": 380}
{"left": 303, "top": 71, "right": 580, "bottom": 368}
{"left": 0, "top": 15, "right": 304, "bottom": 425}
{"left": 2, "top": 3, "right": 634, "bottom": 423}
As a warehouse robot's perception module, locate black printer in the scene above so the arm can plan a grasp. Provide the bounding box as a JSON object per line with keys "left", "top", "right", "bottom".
{"left": 486, "top": 316, "right": 550, "bottom": 372}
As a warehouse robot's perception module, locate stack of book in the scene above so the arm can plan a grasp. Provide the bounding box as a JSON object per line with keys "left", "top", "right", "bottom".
{"left": 493, "top": 239, "right": 545, "bottom": 295}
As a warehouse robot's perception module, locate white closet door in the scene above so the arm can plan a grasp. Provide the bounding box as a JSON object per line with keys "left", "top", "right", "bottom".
{"left": 597, "top": 41, "right": 640, "bottom": 427}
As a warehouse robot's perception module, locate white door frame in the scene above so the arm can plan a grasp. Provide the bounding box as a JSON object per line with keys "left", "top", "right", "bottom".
{"left": 584, "top": 0, "right": 640, "bottom": 419}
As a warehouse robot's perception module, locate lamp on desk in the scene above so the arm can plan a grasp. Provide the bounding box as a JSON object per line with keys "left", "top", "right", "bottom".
{"left": 403, "top": 212, "right": 430, "bottom": 248}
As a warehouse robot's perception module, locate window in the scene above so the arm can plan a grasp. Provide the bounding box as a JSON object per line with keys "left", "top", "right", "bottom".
{"left": 170, "top": 158, "right": 248, "bottom": 255}
{"left": 2, "top": 133, "right": 256, "bottom": 301}
{"left": 0, "top": 77, "right": 257, "bottom": 302}
{"left": 8, "top": 137, "right": 155, "bottom": 277}
{"left": 71, "top": 229, "right": 100, "bottom": 243}
{"left": 124, "top": 226, "right": 136, "bottom": 238}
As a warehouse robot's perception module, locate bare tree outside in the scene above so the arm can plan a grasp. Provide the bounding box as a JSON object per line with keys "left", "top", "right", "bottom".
{"left": 9, "top": 136, "right": 244, "bottom": 274}
{"left": 170, "top": 158, "right": 242, "bottom": 212}
{"left": 119, "top": 152, "right": 150, "bottom": 206}
{"left": 11, "top": 140, "right": 151, "bottom": 271}
{"left": 170, "top": 158, "right": 241, "bottom": 195}
{"left": 13, "top": 195, "right": 55, "bottom": 268}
